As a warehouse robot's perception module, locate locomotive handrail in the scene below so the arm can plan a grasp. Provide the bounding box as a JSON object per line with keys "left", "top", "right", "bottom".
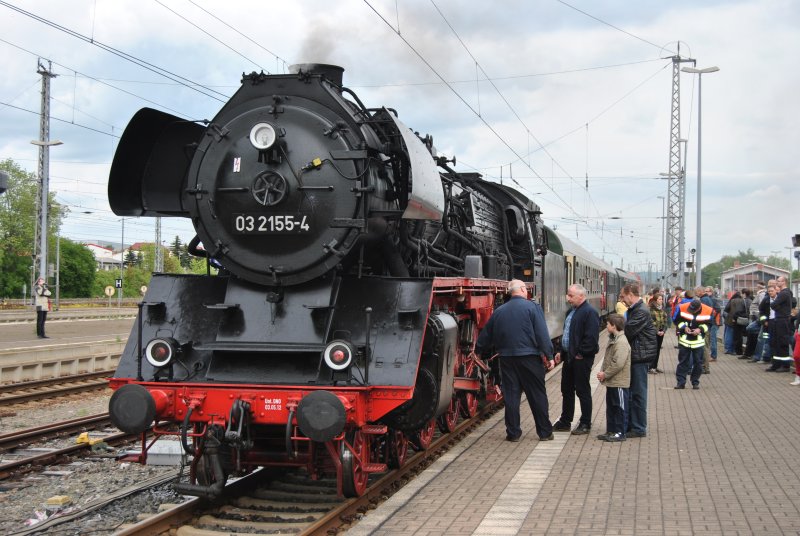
{"left": 203, "top": 303, "right": 240, "bottom": 310}
{"left": 192, "top": 341, "right": 326, "bottom": 352}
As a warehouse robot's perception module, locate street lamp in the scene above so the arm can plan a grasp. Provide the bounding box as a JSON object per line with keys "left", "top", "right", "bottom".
{"left": 30, "top": 138, "right": 63, "bottom": 283}
{"left": 681, "top": 65, "right": 719, "bottom": 288}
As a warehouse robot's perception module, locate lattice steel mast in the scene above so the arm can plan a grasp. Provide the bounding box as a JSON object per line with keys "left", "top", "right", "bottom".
{"left": 34, "top": 59, "right": 57, "bottom": 282}
{"left": 665, "top": 47, "right": 695, "bottom": 288}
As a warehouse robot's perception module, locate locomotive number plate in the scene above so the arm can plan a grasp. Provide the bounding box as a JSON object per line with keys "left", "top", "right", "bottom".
{"left": 233, "top": 213, "right": 311, "bottom": 234}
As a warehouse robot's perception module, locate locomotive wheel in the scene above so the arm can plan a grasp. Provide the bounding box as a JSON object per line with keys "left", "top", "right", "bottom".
{"left": 459, "top": 391, "right": 479, "bottom": 419}
{"left": 410, "top": 419, "right": 436, "bottom": 451}
{"left": 387, "top": 429, "right": 408, "bottom": 469}
{"left": 340, "top": 430, "right": 369, "bottom": 497}
{"left": 437, "top": 397, "right": 460, "bottom": 434}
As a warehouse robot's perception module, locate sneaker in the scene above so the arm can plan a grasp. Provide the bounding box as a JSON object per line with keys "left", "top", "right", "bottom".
{"left": 648, "top": 369, "right": 657, "bottom": 374}
{"left": 605, "top": 432, "right": 626, "bottom": 442}
{"left": 552, "top": 420, "right": 571, "bottom": 432}
{"left": 791, "top": 377, "right": 800, "bottom": 386}
{"left": 655, "top": 368, "right": 664, "bottom": 373}
{"left": 571, "top": 423, "right": 591, "bottom": 435}
{"left": 596, "top": 433, "right": 611, "bottom": 441}
{"left": 674, "top": 384, "right": 685, "bottom": 389}
{"left": 539, "top": 433, "right": 554, "bottom": 441}
{"left": 692, "top": 384, "right": 700, "bottom": 390}
{"left": 505, "top": 434, "right": 521, "bottom": 442}
{"left": 625, "top": 430, "right": 646, "bottom": 438}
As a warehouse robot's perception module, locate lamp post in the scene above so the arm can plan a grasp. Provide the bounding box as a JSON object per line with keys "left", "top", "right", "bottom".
{"left": 681, "top": 65, "right": 719, "bottom": 288}
{"left": 30, "top": 138, "right": 63, "bottom": 283}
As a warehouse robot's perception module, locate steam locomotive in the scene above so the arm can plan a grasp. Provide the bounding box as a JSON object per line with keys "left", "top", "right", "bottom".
{"left": 107, "top": 64, "right": 637, "bottom": 498}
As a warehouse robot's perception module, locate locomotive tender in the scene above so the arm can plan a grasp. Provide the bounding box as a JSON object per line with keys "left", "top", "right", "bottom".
{"left": 107, "top": 63, "right": 636, "bottom": 498}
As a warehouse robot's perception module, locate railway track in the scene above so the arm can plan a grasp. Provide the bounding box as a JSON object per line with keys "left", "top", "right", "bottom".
{"left": 0, "top": 370, "right": 111, "bottom": 405}
{"left": 0, "top": 430, "right": 133, "bottom": 480}
{"left": 114, "top": 399, "right": 502, "bottom": 535}
{"left": 0, "top": 412, "right": 112, "bottom": 452}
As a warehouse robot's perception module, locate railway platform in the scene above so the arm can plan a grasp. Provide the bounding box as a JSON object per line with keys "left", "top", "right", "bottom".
{"left": 347, "top": 330, "right": 800, "bottom": 535}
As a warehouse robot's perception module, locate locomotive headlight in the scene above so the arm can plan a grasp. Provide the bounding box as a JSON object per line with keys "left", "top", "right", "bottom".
{"left": 249, "top": 122, "right": 277, "bottom": 150}
{"left": 145, "top": 337, "right": 179, "bottom": 368}
{"left": 323, "top": 340, "right": 356, "bottom": 370}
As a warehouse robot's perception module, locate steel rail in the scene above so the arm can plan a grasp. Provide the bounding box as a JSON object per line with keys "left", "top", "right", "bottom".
{"left": 0, "top": 412, "right": 111, "bottom": 451}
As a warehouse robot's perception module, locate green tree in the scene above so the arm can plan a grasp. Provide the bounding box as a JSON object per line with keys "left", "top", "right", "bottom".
{"left": 170, "top": 235, "right": 182, "bottom": 258}
{"left": 124, "top": 249, "right": 139, "bottom": 267}
{"left": 0, "top": 159, "right": 65, "bottom": 298}
{"left": 172, "top": 236, "right": 193, "bottom": 268}
{"left": 58, "top": 238, "right": 96, "bottom": 297}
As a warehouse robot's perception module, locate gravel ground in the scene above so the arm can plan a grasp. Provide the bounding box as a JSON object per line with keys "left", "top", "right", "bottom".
{"left": 0, "top": 390, "right": 187, "bottom": 535}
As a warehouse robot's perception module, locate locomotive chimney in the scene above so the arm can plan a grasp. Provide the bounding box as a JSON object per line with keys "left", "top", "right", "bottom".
{"left": 290, "top": 63, "right": 344, "bottom": 86}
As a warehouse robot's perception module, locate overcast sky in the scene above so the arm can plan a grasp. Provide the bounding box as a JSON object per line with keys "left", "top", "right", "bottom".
{"left": 1, "top": 0, "right": 798, "bottom": 279}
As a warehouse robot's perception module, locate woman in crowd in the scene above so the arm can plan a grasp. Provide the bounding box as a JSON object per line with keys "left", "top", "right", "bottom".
{"left": 648, "top": 294, "right": 667, "bottom": 373}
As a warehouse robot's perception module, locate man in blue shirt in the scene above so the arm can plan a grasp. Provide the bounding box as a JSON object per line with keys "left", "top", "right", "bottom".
{"left": 476, "top": 279, "right": 555, "bottom": 442}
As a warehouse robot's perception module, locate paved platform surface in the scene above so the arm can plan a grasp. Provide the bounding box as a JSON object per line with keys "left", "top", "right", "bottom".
{"left": 0, "top": 314, "right": 134, "bottom": 351}
{"left": 348, "top": 330, "right": 800, "bottom": 535}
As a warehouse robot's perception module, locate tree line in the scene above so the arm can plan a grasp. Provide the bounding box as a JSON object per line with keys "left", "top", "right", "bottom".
{"left": 0, "top": 158, "right": 208, "bottom": 301}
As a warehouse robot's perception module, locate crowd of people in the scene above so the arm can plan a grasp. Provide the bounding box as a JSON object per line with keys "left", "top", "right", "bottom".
{"left": 477, "top": 280, "right": 658, "bottom": 443}
{"left": 475, "top": 276, "right": 799, "bottom": 444}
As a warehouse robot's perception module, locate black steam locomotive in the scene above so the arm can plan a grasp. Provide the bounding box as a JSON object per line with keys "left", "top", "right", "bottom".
{"left": 107, "top": 64, "right": 551, "bottom": 497}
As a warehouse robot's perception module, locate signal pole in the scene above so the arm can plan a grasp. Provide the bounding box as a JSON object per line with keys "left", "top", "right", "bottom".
{"left": 154, "top": 217, "right": 163, "bottom": 272}
{"left": 31, "top": 59, "right": 60, "bottom": 283}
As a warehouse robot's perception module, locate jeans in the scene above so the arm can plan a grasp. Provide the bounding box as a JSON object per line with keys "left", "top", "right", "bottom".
{"left": 724, "top": 325, "right": 734, "bottom": 353}
{"left": 628, "top": 362, "right": 649, "bottom": 435}
{"left": 708, "top": 324, "right": 718, "bottom": 358}
{"left": 676, "top": 345, "right": 705, "bottom": 386}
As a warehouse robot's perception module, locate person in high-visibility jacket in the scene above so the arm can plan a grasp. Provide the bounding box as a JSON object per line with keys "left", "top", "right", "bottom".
{"left": 675, "top": 298, "right": 713, "bottom": 390}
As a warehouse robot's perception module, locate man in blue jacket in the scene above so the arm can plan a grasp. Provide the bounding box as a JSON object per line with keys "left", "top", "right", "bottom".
{"left": 553, "top": 284, "right": 600, "bottom": 435}
{"left": 476, "top": 279, "right": 555, "bottom": 442}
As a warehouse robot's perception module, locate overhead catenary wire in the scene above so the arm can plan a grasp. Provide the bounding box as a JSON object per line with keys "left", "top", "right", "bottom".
{"left": 186, "top": 0, "right": 291, "bottom": 71}
{"left": 0, "top": 35, "right": 205, "bottom": 121}
{"left": 377, "top": 0, "right": 659, "bottom": 265}
{"left": 154, "top": 0, "right": 267, "bottom": 72}
{"left": 0, "top": 0, "right": 228, "bottom": 103}
{"left": 555, "top": 0, "right": 678, "bottom": 55}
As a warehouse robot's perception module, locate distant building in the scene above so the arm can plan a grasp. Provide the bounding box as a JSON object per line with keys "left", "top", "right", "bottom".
{"left": 82, "top": 241, "right": 172, "bottom": 271}
{"left": 83, "top": 243, "right": 120, "bottom": 271}
{"left": 720, "top": 262, "right": 789, "bottom": 297}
